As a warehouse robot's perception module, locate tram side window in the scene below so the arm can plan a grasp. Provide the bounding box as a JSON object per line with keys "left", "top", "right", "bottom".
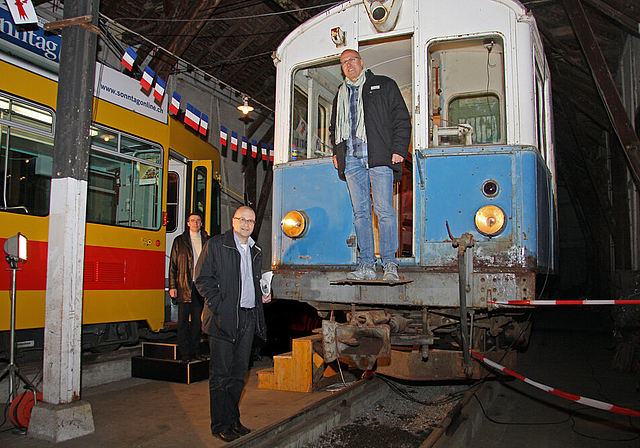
{"left": 0, "top": 94, "right": 54, "bottom": 216}
{"left": 534, "top": 63, "right": 548, "bottom": 159}
{"left": 429, "top": 37, "right": 506, "bottom": 147}
{"left": 290, "top": 65, "right": 342, "bottom": 161}
{"left": 87, "top": 125, "right": 162, "bottom": 230}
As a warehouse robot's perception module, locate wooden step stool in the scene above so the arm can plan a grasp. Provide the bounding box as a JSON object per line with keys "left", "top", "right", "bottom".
{"left": 258, "top": 334, "right": 335, "bottom": 392}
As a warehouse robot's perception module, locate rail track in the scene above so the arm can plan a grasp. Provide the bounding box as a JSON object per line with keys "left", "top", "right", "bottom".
{"left": 229, "top": 373, "right": 488, "bottom": 448}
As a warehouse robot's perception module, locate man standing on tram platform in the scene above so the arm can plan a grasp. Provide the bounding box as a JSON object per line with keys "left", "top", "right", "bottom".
{"left": 330, "top": 48, "right": 412, "bottom": 281}
{"left": 168, "top": 212, "right": 209, "bottom": 362}
{"left": 195, "top": 206, "right": 271, "bottom": 442}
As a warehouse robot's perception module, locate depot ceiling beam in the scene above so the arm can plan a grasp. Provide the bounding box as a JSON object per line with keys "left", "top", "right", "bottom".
{"left": 581, "top": 0, "right": 640, "bottom": 38}
{"left": 151, "top": 0, "right": 221, "bottom": 77}
{"left": 563, "top": 0, "right": 640, "bottom": 191}
{"left": 192, "top": 18, "right": 244, "bottom": 67}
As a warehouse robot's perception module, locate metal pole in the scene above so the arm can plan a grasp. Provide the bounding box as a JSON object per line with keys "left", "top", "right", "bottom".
{"left": 447, "top": 224, "right": 474, "bottom": 377}
{"left": 458, "top": 245, "right": 471, "bottom": 376}
{"left": 8, "top": 265, "right": 16, "bottom": 400}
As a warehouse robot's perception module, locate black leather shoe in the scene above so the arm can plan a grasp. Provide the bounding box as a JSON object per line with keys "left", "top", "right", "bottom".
{"left": 212, "top": 428, "right": 239, "bottom": 442}
{"left": 231, "top": 422, "right": 251, "bottom": 436}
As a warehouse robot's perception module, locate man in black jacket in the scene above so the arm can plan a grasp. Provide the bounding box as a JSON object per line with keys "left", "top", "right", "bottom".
{"left": 330, "top": 48, "right": 412, "bottom": 281}
{"left": 168, "top": 212, "right": 209, "bottom": 362}
{"left": 195, "top": 206, "right": 270, "bottom": 442}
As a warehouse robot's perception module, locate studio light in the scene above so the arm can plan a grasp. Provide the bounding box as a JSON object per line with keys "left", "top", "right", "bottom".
{"left": 4, "top": 232, "right": 27, "bottom": 263}
{"left": 2, "top": 231, "right": 36, "bottom": 408}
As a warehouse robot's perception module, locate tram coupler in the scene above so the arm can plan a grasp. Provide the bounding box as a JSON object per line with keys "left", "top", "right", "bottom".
{"left": 447, "top": 222, "right": 475, "bottom": 376}
{"left": 322, "top": 316, "right": 391, "bottom": 371}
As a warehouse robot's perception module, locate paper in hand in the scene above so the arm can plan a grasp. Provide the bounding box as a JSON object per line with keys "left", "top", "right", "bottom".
{"left": 260, "top": 271, "right": 274, "bottom": 297}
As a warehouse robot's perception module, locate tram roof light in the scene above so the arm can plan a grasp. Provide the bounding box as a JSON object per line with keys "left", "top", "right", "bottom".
{"left": 4, "top": 233, "right": 27, "bottom": 262}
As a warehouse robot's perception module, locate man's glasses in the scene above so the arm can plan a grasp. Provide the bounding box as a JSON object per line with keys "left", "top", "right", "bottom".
{"left": 188, "top": 219, "right": 201, "bottom": 223}
{"left": 234, "top": 217, "right": 256, "bottom": 225}
{"left": 341, "top": 56, "right": 360, "bottom": 66}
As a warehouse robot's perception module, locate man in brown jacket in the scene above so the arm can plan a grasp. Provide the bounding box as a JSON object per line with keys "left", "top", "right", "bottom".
{"left": 169, "top": 212, "right": 209, "bottom": 362}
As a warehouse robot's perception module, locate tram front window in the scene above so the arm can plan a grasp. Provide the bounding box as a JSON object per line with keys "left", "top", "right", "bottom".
{"left": 429, "top": 37, "right": 506, "bottom": 147}
{"left": 290, "top": 65, "right": 340, "bottom": 161}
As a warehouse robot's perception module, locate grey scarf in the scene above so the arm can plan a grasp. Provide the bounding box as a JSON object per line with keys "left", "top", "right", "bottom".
{"left": 334, "top": 70, "right": 367, "bottom": 145}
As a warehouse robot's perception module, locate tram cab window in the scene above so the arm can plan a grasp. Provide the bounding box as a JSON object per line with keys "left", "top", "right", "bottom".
{"left": 290, "top": 65, "right": 341, "bottom": 161}
{"left": 0, "top": 93, "right": 54, "bottom": 216}
{"left": 429, "top": 37, "right": 506, "bottom": 147}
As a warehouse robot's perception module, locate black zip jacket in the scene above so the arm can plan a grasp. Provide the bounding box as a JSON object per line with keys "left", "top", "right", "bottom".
{"left": 168, "top": 228, "right": 210, "bottom": 303}
{"left": 330, "top": 69, "right": 412, "bottom": 183}
{"left": 195, "top": 229, "right": 267, "bottom": 343}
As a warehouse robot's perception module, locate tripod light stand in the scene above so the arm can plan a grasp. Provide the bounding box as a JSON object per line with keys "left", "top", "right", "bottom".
{"left": 1, "top": 233, "right": 36, "bottom": 402}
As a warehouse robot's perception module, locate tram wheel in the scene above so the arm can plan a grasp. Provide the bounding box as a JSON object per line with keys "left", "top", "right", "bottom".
{"left": 9, "top": 391, "right": 42, "bottom": 429}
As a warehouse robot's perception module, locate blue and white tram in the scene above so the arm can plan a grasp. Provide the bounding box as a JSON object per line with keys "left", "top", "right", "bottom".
{"left": 271, "top": 0, "right": 556, "bottom": 380}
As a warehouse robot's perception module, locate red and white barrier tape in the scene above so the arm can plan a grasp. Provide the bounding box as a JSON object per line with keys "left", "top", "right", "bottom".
{"left": 470, "top": 350, "right": 640, "bottom": 417}
{"left": 488, "top": 299, "right": 640, "bottom": 306}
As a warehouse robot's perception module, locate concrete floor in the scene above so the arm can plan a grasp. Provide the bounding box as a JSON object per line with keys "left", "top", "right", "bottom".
{"left": 0, "top": 357, "right": 334, "bottom": 447}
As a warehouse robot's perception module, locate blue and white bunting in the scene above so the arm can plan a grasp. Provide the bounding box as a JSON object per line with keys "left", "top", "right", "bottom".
{"left": 140, "top": 66, "right": 155, "bottom": 91}
{"left": 153, "top": 76, "right": 166, "bottom": 102}
{"left": 184, "top": 103, "right": 201, "bottom": 130}
{"left": 121, "top": 46, "right": 136, "bottom": 71}
{"left": 199, "top": 113, "right": 209, "bottom": 136}
{"left": 220, "top": 125, "right": 228, "bottom": 146}
{"left": 169, "top": 91, "right": 181, "bottom": 115}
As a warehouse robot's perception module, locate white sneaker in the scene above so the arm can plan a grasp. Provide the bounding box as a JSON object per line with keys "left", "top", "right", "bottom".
{"left": 382, "top": 262, "right": 399, "bottom": 281}
{"left": 347, "top": 264, "right": 376, "bottom": 280}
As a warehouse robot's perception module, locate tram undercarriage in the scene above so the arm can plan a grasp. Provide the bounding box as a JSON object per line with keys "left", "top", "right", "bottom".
{"left": 273, "top": 266, "right": 534, "bottom": 380}
{"left": 314, "top": 304, "right": 530, "bottom": 380}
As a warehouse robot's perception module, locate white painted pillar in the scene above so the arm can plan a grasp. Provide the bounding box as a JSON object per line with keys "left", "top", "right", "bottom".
{"left": 29, "top": 3, "right": 98, "bottom": 440}
{"left": 43, "top": 177, "right": 87, "bottom": 404}
{"left": 29, "top": 177, "right": 95, "bottom": 442}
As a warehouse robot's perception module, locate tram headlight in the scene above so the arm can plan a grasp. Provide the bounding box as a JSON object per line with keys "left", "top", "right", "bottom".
{"left": 363, "top": 0, "right": 402, "bottom": 32}
{"left": 474, "top": 205, "right": 506, "bottom": 236}
{"left": 281, "top": 210, "right": 308, "bottom": 239}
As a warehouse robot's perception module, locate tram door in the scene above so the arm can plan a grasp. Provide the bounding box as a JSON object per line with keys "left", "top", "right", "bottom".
{"left": 165, "top": 157, "right": 187, "bottom": 322}
{"left": 165, "top": 158, "right": 221, "bottom": 274}
{"left": 164, "top": 157, "right": 220, "bottom": 323}
{"left": 358, "top": 37, "right": 413, "bottom": 258}
{"left": 166, "top": 158, "right": 187, "bottom": 276}
{"left": 190, "top": 160, "right": 221, "bottom": 237}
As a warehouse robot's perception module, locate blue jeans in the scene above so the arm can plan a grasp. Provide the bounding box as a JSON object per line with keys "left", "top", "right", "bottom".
{"left": 344, "top": 154, "right": 398, "bottom": 266}
{"left": 208, "top": 308, "right": 255, "bottom": 433}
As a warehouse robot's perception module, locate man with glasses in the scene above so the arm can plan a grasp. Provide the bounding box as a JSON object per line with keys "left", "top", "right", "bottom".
{"left": 169, "top": 212, "right": 209, "bottom": 362}
{"left": 195, "top": 206, "right": 271, "bottom": 442}
{"left": 330, "top": 49, "right": 411, "bottom": 281}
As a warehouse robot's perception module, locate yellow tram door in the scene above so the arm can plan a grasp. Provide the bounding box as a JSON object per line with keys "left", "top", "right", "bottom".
{"left": 164, "top": 157, "right": 220, "bottom": 324}
{"left": 189, "top": 160, "right": 221, "bottom": 237}
{"left": 165, "top": 157, "right": 220, "bottom": 263}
